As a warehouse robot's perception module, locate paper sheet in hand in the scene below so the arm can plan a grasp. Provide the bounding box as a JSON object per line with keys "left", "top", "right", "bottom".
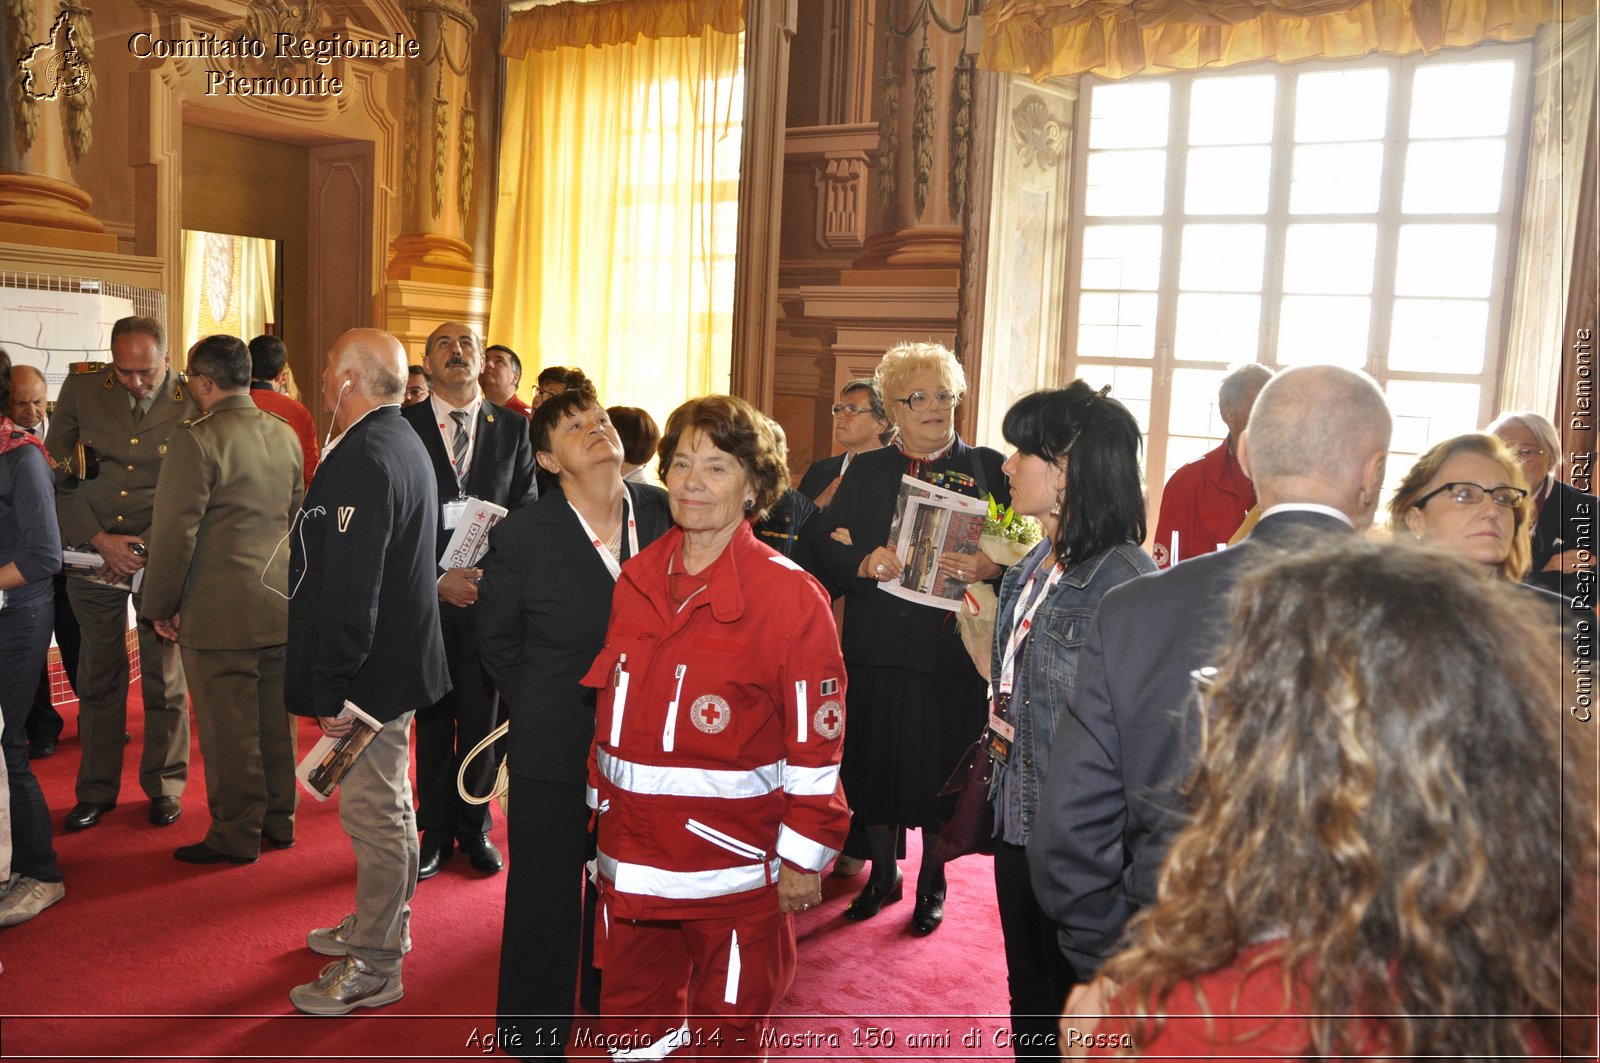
{"left": 296, "top": 701, "right": 384, "bottom": 801}
{"left": 882, "top": 479, "right": 987, "bottom": 613}
{"left": 439, "top": 496, "right": 508, "bottom": 571}
{"left": 62, "top": 549, "right": 144, "bottom": 592}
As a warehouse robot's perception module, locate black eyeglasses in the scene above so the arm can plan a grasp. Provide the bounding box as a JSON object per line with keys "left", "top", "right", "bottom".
{"left": 1415, "top": 481, "right": 1528, "bottom": 510}
{"left": 1508, "top": 445, "right": 1545, "bottom": 461}
{"left": 831, "top": 403, "right": 873, "bottom": 417}
{"left": 894, "top": 390, "right": 959, "bottom": 413}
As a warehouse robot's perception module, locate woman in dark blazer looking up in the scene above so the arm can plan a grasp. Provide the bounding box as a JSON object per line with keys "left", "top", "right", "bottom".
{"left": 478, "top": 389, "right": 672, "bottom": 1056}
{"left": 806, "top": 342, "right": 1009, "bottom": 935}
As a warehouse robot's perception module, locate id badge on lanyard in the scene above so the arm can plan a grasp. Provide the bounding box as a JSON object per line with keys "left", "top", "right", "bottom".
{"left": 442, "top": 497, "right": 469, "bottom": 530}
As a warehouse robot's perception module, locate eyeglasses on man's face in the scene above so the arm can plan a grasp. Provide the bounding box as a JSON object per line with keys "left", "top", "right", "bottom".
{"left": 894, "top": 389, "right": 959, "bottom": 413}
{"left": 1508, "top": 445, "right": 1544, "bottom": 461}
{"left": 831, "top": 402, "right": 874, "bottom": 418}
{"left": 1415, "top": 481, "right": 1528, "bottom": 510}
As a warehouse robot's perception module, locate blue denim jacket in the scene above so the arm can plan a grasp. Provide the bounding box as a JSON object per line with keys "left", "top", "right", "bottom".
{"left": 992, "top": 539, "right": 1156, "bottom": 845}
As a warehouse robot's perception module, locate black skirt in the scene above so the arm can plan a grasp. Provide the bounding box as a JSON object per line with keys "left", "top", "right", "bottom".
{"left": 840, "top": 661, "right": 987, "bottom": 826}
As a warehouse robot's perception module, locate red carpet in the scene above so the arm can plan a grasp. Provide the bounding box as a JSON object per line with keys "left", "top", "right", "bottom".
{"left": 3, "top": 694, "right": 1015, "bottom": 1060}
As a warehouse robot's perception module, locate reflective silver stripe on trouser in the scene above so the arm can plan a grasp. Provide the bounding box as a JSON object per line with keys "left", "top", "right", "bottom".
{"left": 597, "top": 851, "right": 783, "bottom": 900}
{"left": 597, "top": 749, "right": 784, "bottom": 800}
{"left": 724, "top": 929, "right": 741, "bottom": 1005}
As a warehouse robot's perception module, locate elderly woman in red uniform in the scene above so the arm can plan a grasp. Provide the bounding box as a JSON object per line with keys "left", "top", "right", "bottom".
{"left": 584, "top": 395, "right": 849, "bottom": 1057}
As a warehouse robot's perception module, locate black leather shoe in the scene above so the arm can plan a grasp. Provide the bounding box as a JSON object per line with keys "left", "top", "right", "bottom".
{"left": 174, "top": 841, "right": 256, "bottom": 865}
{"left": 263, "top": 834, "right": 296, "bottom": 850}
{"left": 149, "top": 796, "right": 183, "bottom": 827}
{"left": 910, "top": 890, "right": 946, "bottom": 935}
{"left": 459, "top": 833, "right": 504, "bottom": 874}
{"left": 417, "top": 832, "right": 453, "bottom": 881}
{"left": 842, "top": 871, "right": 904, "bottom": 921}
{"left": 27, "top": 736, "right": 57, "bottom": 759}
{"left": 65, "top": 800, "right": 115, "bottom": 831}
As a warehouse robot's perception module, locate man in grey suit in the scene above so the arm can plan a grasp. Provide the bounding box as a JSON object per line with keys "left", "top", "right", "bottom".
{"left": 1028, "top": 364, "right": 1392, "bottom": 995}
{"left": 45, "top": 316, "right": 196, "bottom": 831}
{"left": 141, "top": 334, "right": 304, "bottom": 865}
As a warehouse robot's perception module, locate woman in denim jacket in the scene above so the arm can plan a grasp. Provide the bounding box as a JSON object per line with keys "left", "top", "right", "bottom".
{"left": 989, "top": 383, "right": 1155, "bottom": 1057}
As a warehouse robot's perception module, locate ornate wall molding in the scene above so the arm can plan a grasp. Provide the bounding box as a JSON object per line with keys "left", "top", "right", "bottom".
{"left": 815, "top": 151, "right": 869, "bottom": 251}
{"left": 1011, "top": 93, "right": 1067, "bottom": 170}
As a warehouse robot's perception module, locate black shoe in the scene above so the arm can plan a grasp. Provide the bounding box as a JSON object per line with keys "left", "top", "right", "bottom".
{"left": 174, "top": 841, "right": 256, "bottom": 865}
{"left": 65, "top": 800, "right": 115, "bottom": 831}
{"left": 263, "top": 834, "right": 296, "bottom": 850}
{"left": 417, "top": 832, "right": 453, "bottom": 881}
{"left": 842, "top": 870, "right": 904, "bottom": 921}
{"left": 149, "top": 796, "right": 183, "bottom": 827}
{"left": 458, "top": 833, "right": 504, "bottom": 874}
{"left": 910, "top": 890, "right": 946, "bottom": 935}
{"left": 27, "top": 736, "right": 57, "bottom": 759}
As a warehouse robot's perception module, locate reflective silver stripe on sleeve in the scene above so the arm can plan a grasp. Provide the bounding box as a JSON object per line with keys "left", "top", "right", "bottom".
{"left": 782, "top": 762, "right": 839, "bottom": 797}
{"left": 776, "top": 824, "right": 836, "bottom": 872}
{"left": 795, "top": 678, "right": 808, "bottom": 743}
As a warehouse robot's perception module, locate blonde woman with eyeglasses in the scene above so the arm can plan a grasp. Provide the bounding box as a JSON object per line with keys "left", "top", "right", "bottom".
{"left": 805, "top": 342, "right": 1009, "bottom": 935}
{"left": 1388, "top": 433, "right": 1532, "bottom": 582}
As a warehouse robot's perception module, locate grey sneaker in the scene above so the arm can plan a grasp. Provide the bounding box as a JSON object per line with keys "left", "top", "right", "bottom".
{"left": 288, "top": 955, "right": 404, "bottom": 1015}
{"left": 0, "top": 873, "right": 19, "bottom": 900}
{"left": 307, "top": 910, "right": 412, "bottom": 956}
{"left": 0, "top": 877, "right": 65, "bottom": 927}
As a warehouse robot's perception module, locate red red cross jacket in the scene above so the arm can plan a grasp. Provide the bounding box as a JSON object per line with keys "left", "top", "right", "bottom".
{"left": 583, "top": 521, "right": 850, "bottom": 921}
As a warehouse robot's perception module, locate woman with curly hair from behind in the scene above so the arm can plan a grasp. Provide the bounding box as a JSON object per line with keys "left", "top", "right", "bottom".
{"left": 1067, "top": 537, "right": 1597, "bottom": 1060}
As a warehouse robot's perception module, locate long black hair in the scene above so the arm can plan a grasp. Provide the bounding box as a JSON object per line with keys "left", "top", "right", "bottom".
{"left": 1002, "top": 381, "right": 1146, "bottom": 564}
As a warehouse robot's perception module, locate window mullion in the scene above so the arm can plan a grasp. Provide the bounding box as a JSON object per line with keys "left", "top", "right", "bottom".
{"left": 1369, "top": 54, "right": 1413, "bottom": 384}
{"left": 1262, "top": 68, "right": 1296, "bottom": 369}
{"left": 1147, "top": 76, "right": 1191, "bottom": 501}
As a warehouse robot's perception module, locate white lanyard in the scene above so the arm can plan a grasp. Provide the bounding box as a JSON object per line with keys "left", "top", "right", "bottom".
{"left": 567, "top": 493, "right": 638, "bottom": 581}
{"left": 997, "top": 559, "right": 1065, "bottom": 698}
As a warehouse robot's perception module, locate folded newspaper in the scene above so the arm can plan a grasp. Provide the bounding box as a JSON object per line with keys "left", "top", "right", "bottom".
{"left": 296, "top": 701, "right": 384, "bottom": 801}
{"left": 439, "top": 497, "right": 508, "bottom": 571}
{"left": 882, "top": 475, "right": 987, "bottom": 613}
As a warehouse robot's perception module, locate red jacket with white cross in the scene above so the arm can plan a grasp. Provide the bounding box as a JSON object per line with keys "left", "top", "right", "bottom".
{"left": 582, "top": 522, "right": 850, "bottom": 921}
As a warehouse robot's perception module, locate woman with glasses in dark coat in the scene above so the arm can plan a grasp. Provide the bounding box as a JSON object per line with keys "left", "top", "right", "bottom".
{"left": 806, "top": 342, "right": 1008, "bottom": 935}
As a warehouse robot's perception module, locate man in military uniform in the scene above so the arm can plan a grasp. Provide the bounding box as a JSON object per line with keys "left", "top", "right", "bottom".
{"left": 141, "top": 334, "right": 304, "bottom": 864}
{"left": 45, "top": 316, "right": 196, "bottom": 831}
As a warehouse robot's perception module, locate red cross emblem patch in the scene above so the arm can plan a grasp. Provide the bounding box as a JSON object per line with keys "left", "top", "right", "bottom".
{"left": 690, "top": 694, "right": 731, "bottom": 734}
{"left": 813, "top": 700, "right": 843, "bottom": 740}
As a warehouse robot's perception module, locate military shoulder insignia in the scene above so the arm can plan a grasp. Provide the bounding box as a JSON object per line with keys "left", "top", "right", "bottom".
{"left": 184, "top": 412, "right": 212, "bottom": 427}
{"left": 69, "top": 361, "right": 107, "bottom": 374}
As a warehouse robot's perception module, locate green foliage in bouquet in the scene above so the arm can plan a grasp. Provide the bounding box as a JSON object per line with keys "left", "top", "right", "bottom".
{"left": 983, "top": 495, "right": 1043, "bottom": 546}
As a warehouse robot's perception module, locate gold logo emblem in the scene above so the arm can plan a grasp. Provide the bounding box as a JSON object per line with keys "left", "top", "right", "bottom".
{"left": 337, "top": 506, "right": 355, "bottom": 533}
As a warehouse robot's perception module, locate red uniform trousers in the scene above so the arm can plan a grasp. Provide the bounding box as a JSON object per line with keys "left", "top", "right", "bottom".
{"left": 598, "top": 904, "right": 796, "bottom": 1061}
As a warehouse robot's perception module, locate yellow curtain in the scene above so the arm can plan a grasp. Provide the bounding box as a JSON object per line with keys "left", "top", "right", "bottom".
{"left": 490, "top": 2, "right": 745, "bottom": 427}
{"left": 981, "top": 0, "right": 1583, "bottom": 81}
{"left": 180, "top": 230, "right": 277, "bottom": 361}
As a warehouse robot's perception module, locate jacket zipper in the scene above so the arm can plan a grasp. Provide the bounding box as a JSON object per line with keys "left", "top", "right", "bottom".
{"left": 685, "top": 818, "right": 767, "bottom": 862}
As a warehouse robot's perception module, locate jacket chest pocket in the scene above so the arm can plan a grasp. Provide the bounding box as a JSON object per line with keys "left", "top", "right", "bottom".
{"left": 660, "top": 643, "right": 763, "bottom": 756}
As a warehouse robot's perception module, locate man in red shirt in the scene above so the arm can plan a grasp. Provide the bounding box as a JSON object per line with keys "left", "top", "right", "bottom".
{"left": 480, "top": 344, "right": 530, "bottom": 419}
{"left": 247, "top": 335, "right": 319, "bottom": 489}
{"left": 1152, "top": 363, "right": 1272, "bottom": 568}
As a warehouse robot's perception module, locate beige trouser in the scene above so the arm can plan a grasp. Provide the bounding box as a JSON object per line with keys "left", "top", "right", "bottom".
{"left": 68, "top": 577, "right": 188, "bottom": 804}
{"left": 340, "top": 711, "right": 418, "bottom": 975}
{"left": 180, "top": 645, "right": 297, "bottom": 858}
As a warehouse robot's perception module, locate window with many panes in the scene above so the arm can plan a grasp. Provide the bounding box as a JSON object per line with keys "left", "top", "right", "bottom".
{"left": 1063, "top": 44, "right": 1530, "bottom": 532}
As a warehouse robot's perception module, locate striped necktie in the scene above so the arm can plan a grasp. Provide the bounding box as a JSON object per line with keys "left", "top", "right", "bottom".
{"left": 450, "top": 409, "right": 470, "bottom": 487}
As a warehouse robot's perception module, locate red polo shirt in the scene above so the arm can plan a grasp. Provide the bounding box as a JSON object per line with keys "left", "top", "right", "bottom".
{"left": 1152, "top": 439, "right": 1254, "bottom": 568}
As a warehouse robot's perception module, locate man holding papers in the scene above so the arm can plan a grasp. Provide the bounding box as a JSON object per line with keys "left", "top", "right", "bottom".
{"left": 400, "top": 320, "right": 536, "bottom": 882}
{"left": 285, "top": 328, "right": 449, "bottom": 1015}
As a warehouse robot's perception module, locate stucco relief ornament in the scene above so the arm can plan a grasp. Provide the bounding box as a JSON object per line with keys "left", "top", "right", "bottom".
{"left": 877, "top": 53, "right": 899, "bottom": 216}
{"left": 1011, "top": 94, "right": 1066, "bottom": 171}
{"left": 245, "top": 0, "right": 319, "bottom": 73}
{"left": 458, "top": 86, "right": 475, "bottom": 220}
{"left": 911, "top": 28, "right": 936, "bottom": 219}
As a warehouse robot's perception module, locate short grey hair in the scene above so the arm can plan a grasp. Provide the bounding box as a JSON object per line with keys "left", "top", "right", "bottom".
{"left": 1488, "top": 410, "right": 1562, "bottom": 472}
{"left": 335, "top": 329, "right": 406, "bottom": 402}
{"left": 1218, "top": 363, "right": 1274, "bottom": 412}
{"left": 1246, "top": 365, "right": 1392, "bottom": 486}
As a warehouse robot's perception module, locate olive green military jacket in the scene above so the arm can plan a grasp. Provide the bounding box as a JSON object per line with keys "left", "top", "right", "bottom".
{"left": 139, "top": 393, "right": 305, "bottom": 650}
{"left": 44, "top": 364, "right": 198, "bottom": 546}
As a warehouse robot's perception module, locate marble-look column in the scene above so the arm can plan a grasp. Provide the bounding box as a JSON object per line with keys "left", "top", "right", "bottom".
{"left": 0, "top": 0, "right": 114, "bottom": 250}
{"left": 386, "top": 0, "right": 480, "bottom": 284}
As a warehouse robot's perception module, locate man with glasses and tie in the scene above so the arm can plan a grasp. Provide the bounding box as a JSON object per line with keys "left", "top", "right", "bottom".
{"left": 45, "top": 316, "right": 195, "bottom": 833}
{"left": 400, "top": 321, "right": 537, "bottom": 882}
